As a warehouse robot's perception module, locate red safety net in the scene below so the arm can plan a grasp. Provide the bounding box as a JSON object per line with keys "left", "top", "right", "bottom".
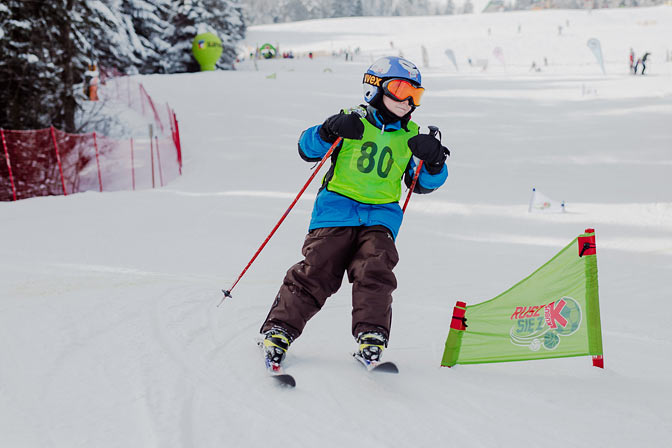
{"left": 1, "top": 77, "right": 182, "bottom": 202}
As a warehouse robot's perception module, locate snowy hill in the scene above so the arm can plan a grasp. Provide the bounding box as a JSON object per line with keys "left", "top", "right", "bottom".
{"left": 245, "top": 6, "right": 672, "bottom": 75}
{"left": 2, "top": 7, "right": 671, "bottom": 448}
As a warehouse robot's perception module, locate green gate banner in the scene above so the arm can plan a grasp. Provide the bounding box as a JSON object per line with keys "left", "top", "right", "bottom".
{"left": 442, "top": 229, "right": 603, "bottom": 367}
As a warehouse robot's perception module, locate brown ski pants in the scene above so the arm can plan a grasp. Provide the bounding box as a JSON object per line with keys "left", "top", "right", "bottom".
{"left": 260, "top": 225, "right": 399, "bottom": 341}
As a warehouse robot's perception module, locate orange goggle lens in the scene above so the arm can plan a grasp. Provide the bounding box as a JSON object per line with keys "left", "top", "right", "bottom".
{"left": 382, "top": 78, "right": 424, "bottom": 107}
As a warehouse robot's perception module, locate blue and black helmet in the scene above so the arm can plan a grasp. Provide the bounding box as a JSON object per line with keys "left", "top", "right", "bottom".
{"left": 362, "top": 56, "right": 422, "bottom": 105}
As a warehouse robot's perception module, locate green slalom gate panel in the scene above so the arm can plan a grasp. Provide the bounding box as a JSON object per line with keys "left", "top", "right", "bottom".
{"left": 442, "top": 229, "right": 603, "bottom": 368}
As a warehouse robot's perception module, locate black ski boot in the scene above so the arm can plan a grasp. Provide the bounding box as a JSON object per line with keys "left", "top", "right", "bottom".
{"left": 262, "top": 327, "right": 292, "bottom": 365}
{"left": 356, "top": 331, "right": 387, "bottom": 362}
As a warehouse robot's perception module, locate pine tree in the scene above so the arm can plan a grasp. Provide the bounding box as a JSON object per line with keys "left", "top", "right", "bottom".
{"left": 162, "top": 0, "right": 246, "bottom": 73}
{"left": 0, "top": 0, "right": 134, "bottom": 200}
{"left": 334, "top": 0, "right": 363, "bottom": 17}
{"left": 0, "top": 1, "right": 77, "bottom": 130}
{"left": 202, "top": 0, "right": 246, "bottom": 69}
{"left": 117, "top": 0, "right": 173, "bottom": 73}
{"left": 462, "top": 0, "right": 475, "bottom": 13}
{"left": 0, "top": 0, "right": 146, "bottom": 130}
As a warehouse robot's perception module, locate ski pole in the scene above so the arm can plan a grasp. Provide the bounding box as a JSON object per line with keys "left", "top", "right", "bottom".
{"left": 402, "top": 126, "right": 441, "bottom": 213}
{"left": 402, "top": 159, "right": 423, "bottom": 213}
{"left": 220, "top": 137, "right": 343, "bottom": 304}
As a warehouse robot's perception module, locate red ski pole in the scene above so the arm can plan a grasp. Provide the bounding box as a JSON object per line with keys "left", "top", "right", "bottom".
{"left": 402, "top": 126, "right": 441, "bottom": 213}
{"left": 402, "top": 160, "right": 423, "bottom": 213}
{"left": 220, "top": 137, "right": 342, "bottom": 304}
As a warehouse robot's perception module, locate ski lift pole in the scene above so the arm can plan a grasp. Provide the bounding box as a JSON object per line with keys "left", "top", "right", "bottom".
{"left": 219, "top": 137, "right": 343, "bottom": 305}
{"left": 402, "top": 126, "right": 440, "bottom": 213}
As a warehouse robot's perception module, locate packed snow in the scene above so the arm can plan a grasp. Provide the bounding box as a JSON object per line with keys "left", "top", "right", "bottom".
{"left": 1, "top": 7, "right": 671, "bottom": 448}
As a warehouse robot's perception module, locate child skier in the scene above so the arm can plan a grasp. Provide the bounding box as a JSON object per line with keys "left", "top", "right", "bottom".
{"left": 260, "top": 56, "right": 449, "bottom": 368}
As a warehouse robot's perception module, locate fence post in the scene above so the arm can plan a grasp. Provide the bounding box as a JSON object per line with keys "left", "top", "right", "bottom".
{"left": 1, "top": 129, "right": 17, "bottom": 201}
{"left": 149, "top": 124, "right": 155, "bottom": 188}
{"left": 93, "top": 132, "right": 103, "bottom": 192}
{"left": 130, "top": 137, "right": 136, "bottom": 191}
{"left": 167, "top": 103, "right": 174, "bottom": 138}
{"left": 167, "top": 105, "right": 178, "bottom": 159}
{"left": 50, "top": 126, "right": 67, "bottom": 196}
{"left": 140, "top": 83, "right": 146, "bottom": 115}
{"left": 166, "top": 103, "right": 177, "bottom": 146}
{"left": 155, "top": 136, "right": 164, "bottom": 187}
{"left": 173, "top": 111, "right": 183, "bottom": 175}
{"left": 143, "top": 89, "right": 164, "bottom": 134}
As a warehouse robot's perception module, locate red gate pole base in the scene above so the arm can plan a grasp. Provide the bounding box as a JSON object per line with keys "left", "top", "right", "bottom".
{"left": 592, "top": 355, "right": 604, "bottom": 369}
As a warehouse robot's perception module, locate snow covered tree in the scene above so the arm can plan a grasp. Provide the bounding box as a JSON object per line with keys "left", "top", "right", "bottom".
{"left": 161, "top": 2, "right": 203, "bottom": 73}
{"left": 0, "top": 0, "right": 135, "bottom": 199}
{"left": 462, "top": 0, "right": 475, "bottom": 13}
{"left": 201, "top": 0, "right": 246, "bottom": 69}
{"left": 0, "top": 1, "right": 63, "bottom": 130}
{"left": 77, "top": 0, "right": 176, "bottom": 78}
{"left": 324, "top": 0, "right": 363, "bottom": 17}
{"left": 1, "top": 0, "right": 247, "bottom": 132}
{"left": 0, "top": 0, "right": 91, "bottom": 131}
{"left": 116, "top": 0, "right": 172, "bottom": 73}
{"left": 439, "top": 0, "right": 456, "bottom": 14}
{"left": 244, "top": 0, "right": 442, "bottom": 24}
{"left": 162, "top": 0, "right": 246, "bottom": 73}
{"left": 0, "top": 0, "right": 144, "bottom": 131}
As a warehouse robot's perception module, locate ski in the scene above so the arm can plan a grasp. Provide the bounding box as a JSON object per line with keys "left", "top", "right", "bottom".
{"left": 272, "top": 374, "right": 295, "bottom": 387}
{"left": 267, "top": 365, "right": 296, "bottom": 387}
{"left": 264, "top": 358, "right": 296, "bottom": 387}
{"left": 353, "top": 352, "right": 399, "bottom": 374}
{"left": 258, "top": 340, "right": 296, "bottom": 387}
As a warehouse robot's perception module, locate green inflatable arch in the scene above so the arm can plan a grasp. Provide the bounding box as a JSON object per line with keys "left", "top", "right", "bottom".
{"left": 259, "top": 43, "right": 277, "bottom": 59}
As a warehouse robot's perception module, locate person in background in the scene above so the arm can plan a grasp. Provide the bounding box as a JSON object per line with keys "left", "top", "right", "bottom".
{"left": 641, "top": 52, "right": 650, "bottom": 75}
{"left": 83, "top": 63, "right": 99, "bottom": 101}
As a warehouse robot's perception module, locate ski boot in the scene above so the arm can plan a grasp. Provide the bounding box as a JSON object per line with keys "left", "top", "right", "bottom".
{"left": 356, "top": 331, "right": 387, "bottom": 362}
{"left": 262, "top": 327, "right": 292, "bottom": 367}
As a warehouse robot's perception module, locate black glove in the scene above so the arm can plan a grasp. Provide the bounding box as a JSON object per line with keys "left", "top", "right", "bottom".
{"left": 318, "top": 111, "right": 365, "bottom": 143}
{"left": 407, "top": 133, "right": 449, "bottom": 174}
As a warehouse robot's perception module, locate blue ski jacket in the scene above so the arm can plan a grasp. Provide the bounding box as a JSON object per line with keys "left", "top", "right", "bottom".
{"left": 299, "top": 107, "right": 448, "bottom": 240}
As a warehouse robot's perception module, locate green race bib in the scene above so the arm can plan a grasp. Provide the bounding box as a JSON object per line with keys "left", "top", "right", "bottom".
{"left": 327, "top": 115, "right": 418, "bottom": 204}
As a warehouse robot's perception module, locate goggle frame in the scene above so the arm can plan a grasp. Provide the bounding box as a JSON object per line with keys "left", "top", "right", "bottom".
{"left": 382, "top": 78, "right": 425, "bottom": 107}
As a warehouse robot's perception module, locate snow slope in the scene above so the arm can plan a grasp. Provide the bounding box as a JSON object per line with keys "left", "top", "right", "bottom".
{"left": 2, "top": 7, "right": 671, "bottom": 448}
{"left": 246, "top": 6, "right": 672, "bottom": 75}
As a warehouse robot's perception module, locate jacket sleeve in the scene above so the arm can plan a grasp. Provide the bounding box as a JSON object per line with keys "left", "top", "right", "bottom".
{"left": 298, "top": 125, "right": 333, "bottom": 162}
{"left": 403, "top": 158, "right": 448, "bottom": 194}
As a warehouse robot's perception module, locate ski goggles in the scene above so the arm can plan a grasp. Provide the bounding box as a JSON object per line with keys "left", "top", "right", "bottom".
{"left": 382, "top": 78, "right": 425, "bottom": 107}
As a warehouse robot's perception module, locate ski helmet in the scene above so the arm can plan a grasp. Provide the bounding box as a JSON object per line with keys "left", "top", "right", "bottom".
{"left": 362, "top": 56, "right": 422, "bottom": 106}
